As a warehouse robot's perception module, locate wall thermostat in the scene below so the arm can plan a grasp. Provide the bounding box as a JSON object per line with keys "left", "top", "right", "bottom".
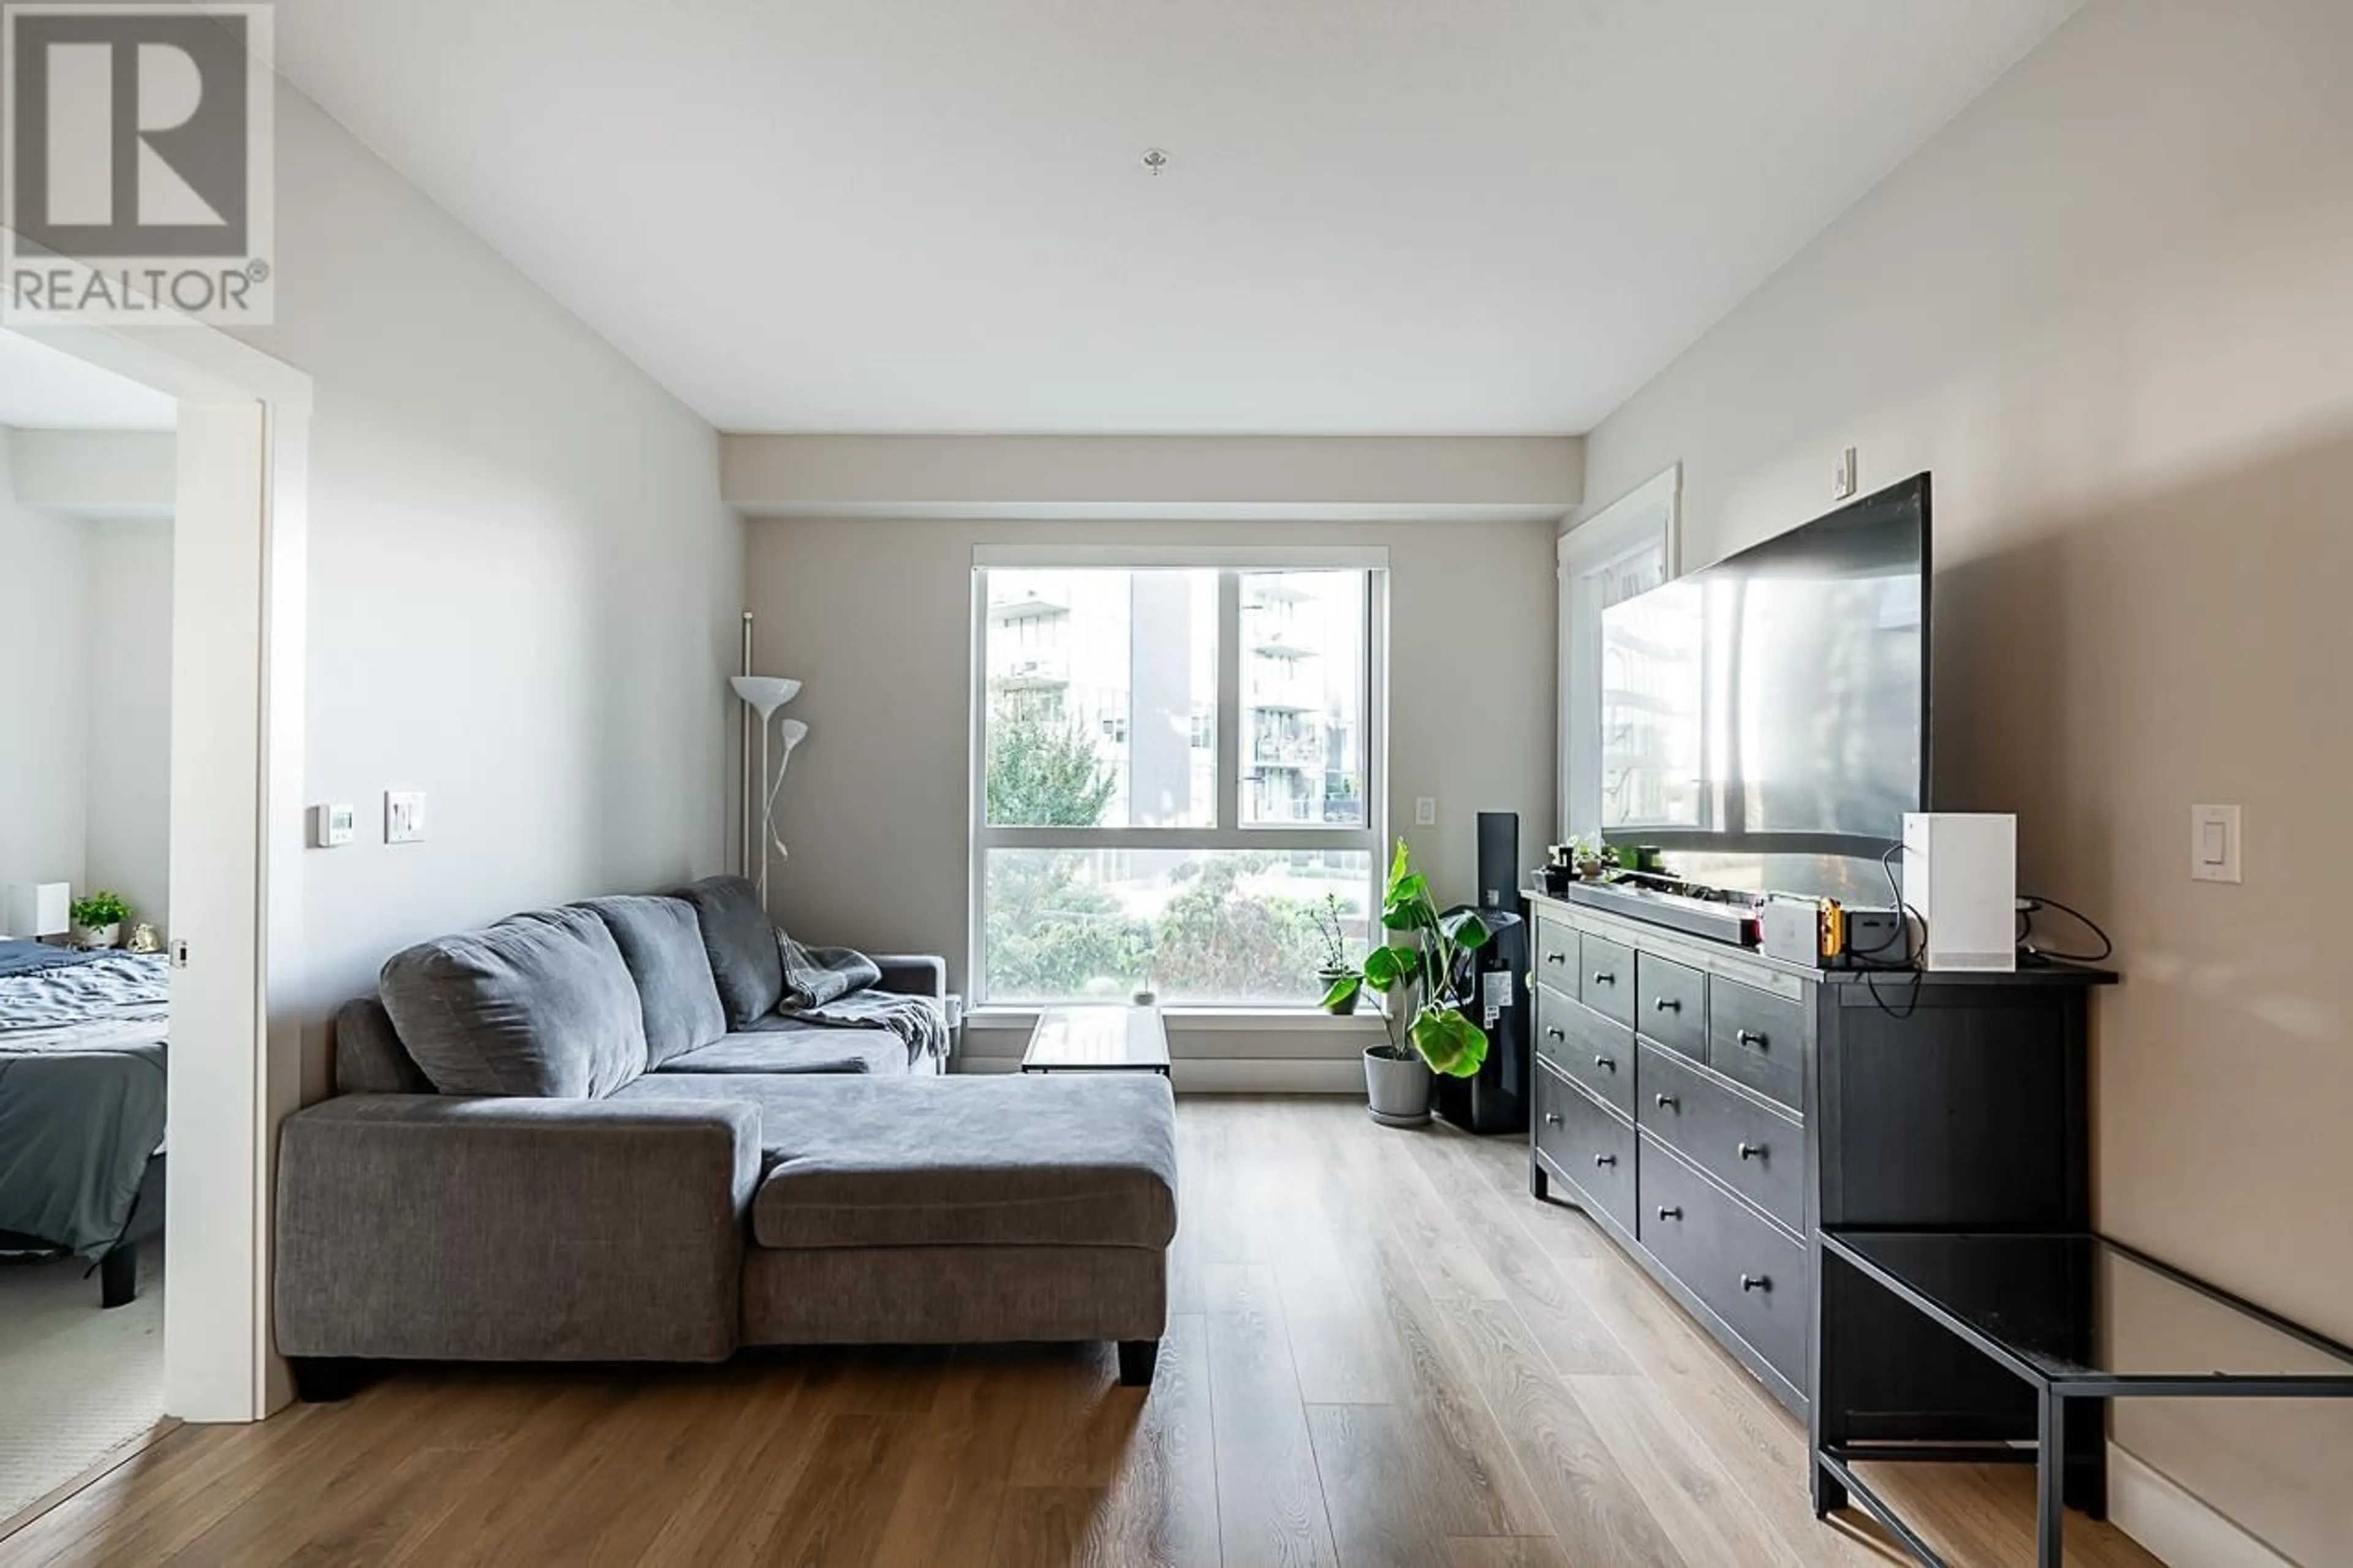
{"left": 311, "top": 803, "right": 357, "bottom": 848}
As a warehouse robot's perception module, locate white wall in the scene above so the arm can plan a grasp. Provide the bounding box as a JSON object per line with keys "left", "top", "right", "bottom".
{"left": 84, "top": 521, "right": 175, "bottom": 928}
{"left": 227, "top": 85, "right": 742, "bottom": 1087}
{"left": 1576, "top": 1, "right": 2353, "bottom": 1558}
{"left": 0, "top": 433, "right": 91, "bottom": 898}
{"left": 746, "top": 512, "right": 1558, "bottom": 1072}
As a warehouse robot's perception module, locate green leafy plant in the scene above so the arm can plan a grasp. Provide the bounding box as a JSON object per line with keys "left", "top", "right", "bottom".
{"left": 70, "top": 890, "right": 130, "bottom": 928}
{"left": 1313, "top": 892, "right": 1351, "bottom": 972}
{"left": 1320, "top": 840, "right": 1491, "bottom": 1076}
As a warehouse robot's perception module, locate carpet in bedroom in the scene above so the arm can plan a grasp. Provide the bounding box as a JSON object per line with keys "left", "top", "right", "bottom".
{"left": 0, "top": 1249, "right": 164, "bottom": 1524}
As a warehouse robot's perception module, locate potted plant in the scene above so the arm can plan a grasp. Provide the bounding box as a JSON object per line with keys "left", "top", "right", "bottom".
{"left": 1313, "top": 892, "right": 1360, "bottom": 1013}
{"left": 70, "top": 890, "right": 131, "bottom": 950}
{"left": 1322, "top": 840, "right": 1490, "bottom": 1126}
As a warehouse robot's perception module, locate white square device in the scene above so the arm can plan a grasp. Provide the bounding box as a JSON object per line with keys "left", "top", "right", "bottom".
{"left": 1901, "top": 812, "right": 2017, "bottom": 972}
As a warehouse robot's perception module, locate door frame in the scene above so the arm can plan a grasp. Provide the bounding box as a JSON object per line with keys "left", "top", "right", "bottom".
{"left": 18, "top": 318, "right": 311, "bottom": 1423}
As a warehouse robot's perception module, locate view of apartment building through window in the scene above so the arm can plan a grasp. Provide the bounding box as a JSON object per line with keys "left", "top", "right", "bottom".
{"left": 975, "top": 562, "right": 1381, "bottom": 1006}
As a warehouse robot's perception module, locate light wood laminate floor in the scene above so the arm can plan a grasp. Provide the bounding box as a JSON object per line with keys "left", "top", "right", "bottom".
{"left": 0, "top": 1097, "right": 2160, "bottom": 1567}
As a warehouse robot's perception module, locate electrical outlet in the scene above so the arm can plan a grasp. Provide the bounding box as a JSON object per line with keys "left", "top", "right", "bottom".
{"left": 1414, "top": 796, "right": 1437, "bottom": 827}
{"left": 385, "top": 790, "right": 428, "bottom": 844}
{"left": 1832, "top": 446, "right": 1859, "bottom": 501}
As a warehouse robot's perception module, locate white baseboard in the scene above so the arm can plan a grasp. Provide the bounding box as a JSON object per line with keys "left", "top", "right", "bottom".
{"left": 2108, "top": 1444, "right": 2289, "bottom": 1567}
{"left": 954, "top": 1055, "right": 1363, "bottom": 1095}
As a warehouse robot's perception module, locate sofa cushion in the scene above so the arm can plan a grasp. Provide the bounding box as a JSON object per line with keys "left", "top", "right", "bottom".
{"left": 657, "top": 1025, "right": 906, "bottom": 1077}
{"left": 577, "top": 895, "right": 727, "bottom": 1069}
{"left": 331, "top": 994, "right": 433, "bottom": 1095}
{"left": 673, "top": 876, "right": 784, "bottom": 1027}
{"left": 379, "top": 906, "right": 648, "bottom": 1099}
{"left": 612, "top": 1073, "right": 1177, "bottom": 1250}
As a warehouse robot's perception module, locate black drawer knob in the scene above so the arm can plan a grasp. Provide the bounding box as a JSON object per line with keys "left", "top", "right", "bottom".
{"left": 1736, "top": 1028, "right": 1767, "bottom": 1047}
{"left": 1545, "top": 951, "right": 1566, "bottom": 964}
{"left": 1545, "top": 1025, "right": 1564, "bottom": 1041}
{"left": 1591, "top": 970, "right": 1615, "bottom": 986}
{"left": 1740, "top": 1273, "right": 1771, "bottom": 1293}
{"left": 1654, "top": 996, "right": 1682, "bottom": 1013}
{"left": 1653, "top": 1093, "right": 1679, "bottom": 1110}
{"left": 1543, "top": 1112, "right": 1563, "bottom": 1127}
{"left": 1738, "top": 1141, "right": 1764, "bottom": 1162}
{"left": 1593, "top": 1153, "right": 1618, "bottom": 1168}
{"left": 1656, "top": 1205, "right": 1682, "bottom": 1221}
{"left": 1593, "top": 1054, "right": 1616, "bottom": 1071}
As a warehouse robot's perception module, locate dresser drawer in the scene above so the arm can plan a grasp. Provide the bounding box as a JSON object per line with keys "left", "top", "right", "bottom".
{"left": 1578, "top": 933, "right": 1635, "bottom": 1025}
{"left": 1638, "top": 1139, "right": 1809, "bottom": 1383}
{"left": 1708, "top": 977, "right": 1803, "bottom": 1108}
{"left": 1533, "top": 987, "right": 1635, "bottom": 1117}
{"left": 1534, "top": 915, "right": 1577, "bottom": 996}
{"left": 1635, "top": 952, "right": 1707, "bottom": 1060}
{"left": 1534, "top": 1059, "right": 1636, "bottom": 1235}
{"left": 1635, "top": 1043, "right": 1804, "bottom": 1233}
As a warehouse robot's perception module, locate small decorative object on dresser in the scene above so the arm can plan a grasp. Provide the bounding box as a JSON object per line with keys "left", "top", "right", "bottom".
{"left": 69, "top": 890, "right": 131, "bottom": 950}
{"left": 126, "top": 922, "right": 162, "bottom": 955}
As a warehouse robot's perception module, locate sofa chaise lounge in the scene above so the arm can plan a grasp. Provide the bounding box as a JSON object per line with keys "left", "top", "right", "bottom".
{"left": 272, "top": 876, "right": 1177, "bottom": 1396}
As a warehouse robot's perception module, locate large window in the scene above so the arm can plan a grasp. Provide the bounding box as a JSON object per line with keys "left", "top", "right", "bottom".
{"left": 972, "top": 551, "right": 1385, "bottom": 1007}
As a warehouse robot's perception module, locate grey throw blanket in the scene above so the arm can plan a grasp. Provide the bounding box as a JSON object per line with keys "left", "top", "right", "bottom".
{"left": 775, "top": 934, "right": 949, "bottom": 1070}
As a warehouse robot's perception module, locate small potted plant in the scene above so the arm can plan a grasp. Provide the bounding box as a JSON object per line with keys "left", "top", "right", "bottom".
{"left": 1322, "top": 841, "right": 1490, "bottom": 1126}
{"left": 1313, "top": 892, "right": 1360, "bottom": 1013}
{"left": 70, "top": 890, "right": 131, "bottom": 950}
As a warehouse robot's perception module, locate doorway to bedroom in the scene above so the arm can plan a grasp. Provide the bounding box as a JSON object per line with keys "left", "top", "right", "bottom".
{"left": 0, "top": 333, "right": 177, "bottom": 1522}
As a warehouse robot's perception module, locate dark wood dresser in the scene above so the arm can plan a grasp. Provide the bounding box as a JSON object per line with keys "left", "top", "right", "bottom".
{"left": 1523, "top": 891, "right": 2112, "bottom": 1426}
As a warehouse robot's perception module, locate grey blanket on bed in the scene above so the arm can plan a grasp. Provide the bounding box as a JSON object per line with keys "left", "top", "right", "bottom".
{"left": 0, "top": 952, "right": 170, "bottom": 1256}
{"left": 775, "top": 934, "right": 949, "bottom": 1069}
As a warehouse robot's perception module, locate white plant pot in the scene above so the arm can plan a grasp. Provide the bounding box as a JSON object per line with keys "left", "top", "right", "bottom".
{"left": 1363, "top": 1045, "right": 1433, "bottom": 1128}
{"left": 73, "top": 922, "right": 121, "bottom": 950}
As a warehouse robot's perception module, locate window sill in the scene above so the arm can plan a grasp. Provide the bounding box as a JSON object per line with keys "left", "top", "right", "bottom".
{"left": 964, "top": 1004, "right": 1389, "bottom": 1034}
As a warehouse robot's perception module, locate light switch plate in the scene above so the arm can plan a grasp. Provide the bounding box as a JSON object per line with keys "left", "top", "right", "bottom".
{"left": 2190, "top": 803, "right": 2240, "bottom": 884}
{"left": 1832, "top": 445, "right": 1859, "bottom": 501}
{"left": 386, "top": 790, "right": 428, "bottom": 844}
{"left": 1414, "top": 796, "right": 1437, "bottom": 827}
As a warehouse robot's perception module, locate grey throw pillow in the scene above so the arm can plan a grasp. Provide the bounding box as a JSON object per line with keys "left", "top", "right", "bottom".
{"left": 673, "top": 876, "right": 784, "bottom": 1026}
{"left": 379, "top": 906, "right": 648, "bottom": 1098}
{"left": 577, "top": 894, "right": 727, "bottom": 1068}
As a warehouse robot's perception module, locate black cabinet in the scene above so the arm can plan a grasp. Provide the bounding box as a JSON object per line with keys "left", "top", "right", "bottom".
{"left": 1525, "top": 893, "right": 2109, "bottom": 1422}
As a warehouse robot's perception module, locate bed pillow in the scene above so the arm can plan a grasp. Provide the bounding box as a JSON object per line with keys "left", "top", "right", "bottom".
{"left": 379, "top": 906, "right": 648, "bottom": 1099}
{"left": 576, "top": 894, "right": 727, "bottom": 1069}
{"left": 672, "top": 876, "right": 784, "bottom": 1027}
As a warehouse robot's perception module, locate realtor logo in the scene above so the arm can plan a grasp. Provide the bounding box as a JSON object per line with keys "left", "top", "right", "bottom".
{"left": 2, "top": 2, "right": 274, "bottom": 324}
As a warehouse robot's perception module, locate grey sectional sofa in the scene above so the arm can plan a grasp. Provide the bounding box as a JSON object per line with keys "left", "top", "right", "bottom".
{"left": 272, "top": 876, "right": 1178, "bottom": 1396}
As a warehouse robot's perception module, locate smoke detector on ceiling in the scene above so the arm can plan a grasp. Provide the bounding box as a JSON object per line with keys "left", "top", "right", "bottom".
{"left": 1140, "top": 148, "right": 1170, "bottom": 176}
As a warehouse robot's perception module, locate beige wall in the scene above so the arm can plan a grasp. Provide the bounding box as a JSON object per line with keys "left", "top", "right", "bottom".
{"left": 0, "top": 433, "right": 91, "bottom": 898}
{"left": 1577, "top": 0, "right": 2353, "bottom": 1556}
{"left": 84, "top": 520, "right": 174, "bottom": 930}
{"left": 722, "top": 433, "right": 1582, "bottom": 520}
{"left": 746, "top": 515, "right": 1557, "bottom": 1067}
{"left": 230, "top": 84, "right": 741, "bottom": 1067}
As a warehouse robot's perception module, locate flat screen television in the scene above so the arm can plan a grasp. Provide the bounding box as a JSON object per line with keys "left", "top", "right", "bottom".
{"left": 1598, "top": 473, "right": 1930, "bottom": 859}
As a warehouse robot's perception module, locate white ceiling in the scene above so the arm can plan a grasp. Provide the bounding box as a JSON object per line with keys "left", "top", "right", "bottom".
{"left": 270, "top": 0, "right": 2079, "bottom": 435}
{"left": 0, "top": 333, "right": 178, "bottom": 431}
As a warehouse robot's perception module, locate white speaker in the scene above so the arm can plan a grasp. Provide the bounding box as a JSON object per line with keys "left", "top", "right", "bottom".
{"left": 1901, "top": 812, "right": 2017, "bottom": 972}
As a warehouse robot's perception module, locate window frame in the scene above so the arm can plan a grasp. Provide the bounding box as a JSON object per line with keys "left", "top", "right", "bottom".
{"left": 968, "top": 543, "right": 1390, "bottom": 1010}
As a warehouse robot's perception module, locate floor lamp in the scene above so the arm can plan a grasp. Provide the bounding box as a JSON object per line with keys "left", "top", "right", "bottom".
{"left": 729, "top": 673, "right": 805, "bottom": 909}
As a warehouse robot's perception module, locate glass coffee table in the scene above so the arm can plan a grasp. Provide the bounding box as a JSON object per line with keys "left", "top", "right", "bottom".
{"left": 1019, "top": 1005, "right": 1170, "bottom": 1075}
{"left": 1816, "top": 1230, "right": 2353, "bottom": 1566}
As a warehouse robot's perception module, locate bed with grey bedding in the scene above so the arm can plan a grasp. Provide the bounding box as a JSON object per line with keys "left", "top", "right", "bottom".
{"left": 0, "top": 941, "right": 169, "bottom": 1305}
